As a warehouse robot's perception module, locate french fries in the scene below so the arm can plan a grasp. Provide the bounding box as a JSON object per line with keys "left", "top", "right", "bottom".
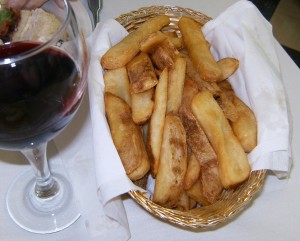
{"left": 191, "top": 91, "right": 251, "bottom": 188}
{"left": 105, "top": 92, "right": 150, "bottom": 181}
{"left": 153, "top": 113, "right": 187, "bottom": 208}
{"left": 178, "top": 16, "right": 222, "bottom": 82}
{"left": 104, "top": 67, "right": 131, "bottom": 106}
{"left": 217, "top": 57, "right": 240, "bottom": 81}
{"left": 166, "top": 57, "right": 186, "bottom": 113}
{"left": 103, "top": 15, "right": 257, "bottom": 211}
{"left": 147, "top": 69, "right": 168, "bottom": 177}
{"left": 131, "top": 88, "right": 154, "bottom": 124}
{"left": 127, "top": 52, "right": 158, "bottom": 93}
{"left": 101, "top": 15, "right": 170, "bottom": 69}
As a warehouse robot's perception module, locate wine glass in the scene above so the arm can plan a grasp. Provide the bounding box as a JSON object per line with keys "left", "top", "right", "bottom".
{"left": 0, "top": 0, "right": 89, "bottom": 234}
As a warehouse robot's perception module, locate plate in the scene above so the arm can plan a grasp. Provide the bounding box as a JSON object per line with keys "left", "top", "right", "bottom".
{"left": 115, "top": 5, "right": 266, "bottom": 229}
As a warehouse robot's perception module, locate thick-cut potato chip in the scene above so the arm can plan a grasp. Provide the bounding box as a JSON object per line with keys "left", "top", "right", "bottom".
{"left": 153, "top": 113, "right": 187, "bottom": 208}
{"left": 105, "top": 93, "right": 150, "bottom": 181}
{"left": 104, "top": 67, "right": 131, "bottom": 106}
{"left": 127, "top": 52, "right": 158, "bottom": 93}
{"left": 191, "top": 90, "right": 251, "bottom": 188}
{"left": 217, "top": 57, "right": 239, "bottom": 81}
{"left": 178, "top": 17, "right": 222, "bottom": 82}
{"left": 101, "top": 15, "right": 170, "bottom": 69}
{"left": 131, "top": 88, "right": 154, "bottom": 125}
{"left": 147, "top": 69, "right": 168, "bottom": 177}
{"left": 167, "top": 57, "right": 186, "bottom": 113}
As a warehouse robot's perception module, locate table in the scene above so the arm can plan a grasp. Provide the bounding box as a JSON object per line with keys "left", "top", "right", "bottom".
{"left": 1, "top": 1, "right": 300, "bottom": 240}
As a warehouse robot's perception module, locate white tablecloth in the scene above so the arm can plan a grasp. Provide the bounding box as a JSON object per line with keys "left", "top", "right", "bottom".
{"left": 1, "top": 0, "right": 300, "bottom": 240}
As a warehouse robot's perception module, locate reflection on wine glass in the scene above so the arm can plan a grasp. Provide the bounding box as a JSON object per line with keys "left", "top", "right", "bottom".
{"left": 0, "top": 0, "right": 89, "bottom": 234}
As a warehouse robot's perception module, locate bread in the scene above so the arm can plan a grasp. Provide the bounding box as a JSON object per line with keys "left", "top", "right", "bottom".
{"left": 12, "top": 8, "right": 63, "bottom": 42}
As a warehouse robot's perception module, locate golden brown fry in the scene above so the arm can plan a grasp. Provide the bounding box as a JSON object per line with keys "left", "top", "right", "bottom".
{"left": 185, "top": 56, "right": 219, "bottom": 94}
{"left": 200, "top": 160, "right": 223, "bottom": 204}
{"left": 174, "top": 191, "right": 190, "bottom": 211}
{"left": 104, "top": 67, "right": 131, "bottom": 106}
{"left": 131, "top": 88, "right": 154, "bottom": 125}
{"left": 147, "top": 69, "right": 168, "bottom": 177}
{"left": 178, "top": 79, "right": 217, "bottom": 166}
{"left": 140, "top": 31, "right": 167, "bottom": 53}
{"left": 231, "top": 96, "right": 257, "bottom": 152}
{"left": 184, "top": 153, "right": 201, "bottom": 190}
{"left": 101, "top": 15, "right": 170, "bottom": 69}
{"left": 150, "top": 38, "right": 179, "bottom": 70}
{"left": 105, "top": 92, "right": 150, "bottom": 181}
{"left": 191, "top": 90, "right": 251, "bottom": 188}
{"left": 153, "top": 113, "right": 187, "bottom": 208}
{"left": 127, "top": 52, "right": 158, "bottom": 93}
{"left": 186, "top": 178, "right": 210, "bottom": 206}
{"left": 178, "top": 16, "right": 221, "bottom": 82}
{"left": 163, "top": 31, "right": 183, "bottom": 49}
{"left": 217, "top": 57, "right": 239, "bottom": 81}
{"left": 167, "top": 57, "right": 186, "bottom": 113}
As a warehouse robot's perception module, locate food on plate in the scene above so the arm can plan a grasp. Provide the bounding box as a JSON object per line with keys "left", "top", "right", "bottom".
{"left": 102, "top": 14, "right": 257, "bottom": 210}
{"left": 101, "top": 15, "right": 170, "bottom": 69}
{"left": 127, "top": 52, "right": 158, "bottom": 93}
{"left": 104, "top": 67, "right": 131, "bottom": 106}
{"left": 153, "top": 113, "right": 187, "bottom": 208}
{"left": 0, "top": 5, "right": 63, "bottom": 43}
{"left": 191, "top": 90, "right": 251, "bottom": 188}
{"left": 178, "top": 16, "right": 222, "bottom": 82}
{"left": 147, "top": 68, "right": 168, "bottom": 177}
{"left": 131, "top": 88, "right": 154, "bottom": 125}
{"left": 0, "top": 6, "right": 20, "bottom": 40}
{"left": 105, "top": 92, "right": 150, "bottom": 181}
{"left": 217, "top": 57, "right": 240, "bottom": 81}
{"left": 166, "top": 57, "right": 186, "bottom": 113}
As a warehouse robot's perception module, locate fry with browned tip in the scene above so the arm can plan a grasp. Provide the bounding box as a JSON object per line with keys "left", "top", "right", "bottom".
{"left": 153, "top": 113, "right": 187, "bottom": 208}
{"left": 178, "top": 16, "right": 222, "bottom": 82}
{"left": 105, "top": 92, "right": 150, "bottom": 181}
{"left": 101, "top": 15, "right": 170, "bottom": 69}
{"left": 191, "top": 90, "right": 251, "bottom": 188}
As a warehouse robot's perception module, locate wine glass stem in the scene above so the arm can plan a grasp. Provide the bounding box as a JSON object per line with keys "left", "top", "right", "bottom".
{"left": 21, "top": 143, "right": 59, "bottom": 199}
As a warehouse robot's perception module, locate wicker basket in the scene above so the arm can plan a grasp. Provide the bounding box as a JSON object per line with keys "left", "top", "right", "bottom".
{"left": 116, "top": 5, "right": 266, "bottom": 229}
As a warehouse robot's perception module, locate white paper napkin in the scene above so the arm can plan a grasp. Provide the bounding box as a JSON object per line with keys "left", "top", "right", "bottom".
{"left": 84, "top": 0, "right": 292, "bottom": 237}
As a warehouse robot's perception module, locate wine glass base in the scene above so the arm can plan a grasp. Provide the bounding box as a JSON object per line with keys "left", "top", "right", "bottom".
{"left": 6, "top": 168, "right": 81, "bottom": 234}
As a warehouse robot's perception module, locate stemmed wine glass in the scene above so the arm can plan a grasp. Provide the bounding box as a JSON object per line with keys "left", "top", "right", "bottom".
{"left": 0, "top": 0, "right": 88, "bottom": 234}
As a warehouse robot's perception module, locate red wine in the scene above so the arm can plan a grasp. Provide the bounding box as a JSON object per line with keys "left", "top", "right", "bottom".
{"left": 0, "top": 41, "right": 83, "bottom": 150}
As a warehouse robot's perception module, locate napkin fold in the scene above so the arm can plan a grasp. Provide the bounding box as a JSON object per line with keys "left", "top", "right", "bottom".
{"left": 85, "top": 0, "right": 292, "bottom": 237}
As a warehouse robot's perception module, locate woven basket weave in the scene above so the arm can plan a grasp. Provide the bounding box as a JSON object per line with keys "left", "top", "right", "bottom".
{"left": 115, "top": 5, "right": 266, "bottom": 229}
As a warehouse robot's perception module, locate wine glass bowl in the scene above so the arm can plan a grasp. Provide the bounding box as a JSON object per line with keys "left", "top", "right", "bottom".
{"left": 0, "top": 0, "right": 88, "bottom": 233}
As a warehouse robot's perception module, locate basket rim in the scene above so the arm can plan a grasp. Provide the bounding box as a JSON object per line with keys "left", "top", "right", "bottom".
{"left": 115, "top": 5, "right": 266, "bottom": 229}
